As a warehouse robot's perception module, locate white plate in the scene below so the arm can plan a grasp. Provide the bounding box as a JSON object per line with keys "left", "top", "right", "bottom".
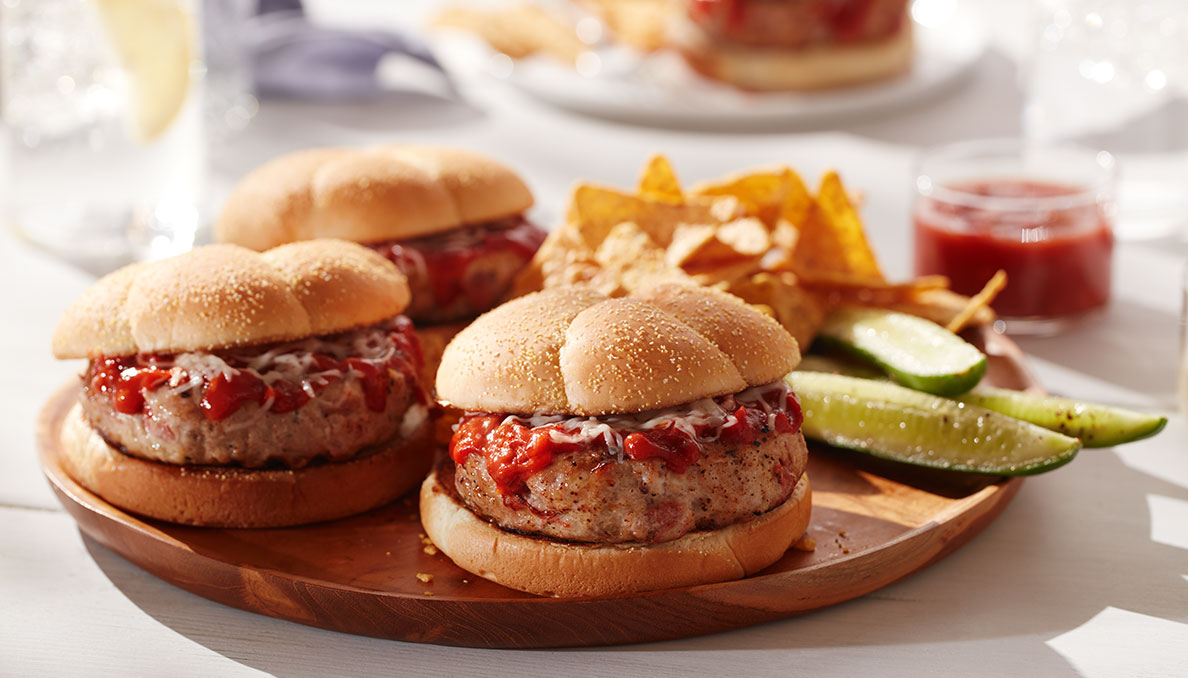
{"left": 434, "top": 2, "right": 987, "bottom": 128}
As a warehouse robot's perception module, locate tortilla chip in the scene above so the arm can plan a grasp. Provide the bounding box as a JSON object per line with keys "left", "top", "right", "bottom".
{"left": 667, "top": 218, "right": 770, "bottom": 271}
{"left": 946, "top": 270, "right": 1008, "bottom": 333}
{"left": 637, "top": 154, "right": 683, "bottom": 202}
{"left": 797, "top": 273, "right": 950, "bottom": 307}
{"left": 791, "top": 171, "right": 883, "bottom": 281}
{"left": 666, "top": 224, "right": 717, "bottom": 268}
{"left": 728, "top": 272, "right": 827, "bottom": 348}
{"left": 588, "top": 222, "right": 693, "bottom": 295}
{"left": 567, "top": 183, "right": 739, "bottom": 248}
{"left": 690, "top": 258, "right": 767, "bottom": 287}
{"left": 509, "top": 226, "right": 599, "bottom": 297}
{"left": 780, "top": 170, "right": 814, "bottom": 230}
{"left": 886, "top": 289, "right": 998, "bottom": 328}
{"left": 594, "top": 221, "right": 662, "bottom": 265}
{"left": 692, "top": 168, "right": 808, "bottom": 229}
{"left": 717, "top": 218, "right": 772, "bottom": 257}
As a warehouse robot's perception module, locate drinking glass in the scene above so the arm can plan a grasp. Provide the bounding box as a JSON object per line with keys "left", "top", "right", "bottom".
{"left": 2, "top": 0, "right": 205, "bottom": 271}
{"left": 1024, "top": 0, "right": 1188, "bottom": 240}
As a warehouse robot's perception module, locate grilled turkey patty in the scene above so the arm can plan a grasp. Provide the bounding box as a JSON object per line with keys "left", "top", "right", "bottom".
{"left": 455, "top": 430, "right": 807, "bottom": 544}
{"left": 82, "top": 369, "right": 418, "bottom": 469}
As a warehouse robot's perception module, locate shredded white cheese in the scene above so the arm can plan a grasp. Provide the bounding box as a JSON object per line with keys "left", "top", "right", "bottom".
{"left": 121, "top": 320, "right": 417, "bottom": 414}
{"left": 475, "top": 382, "right": 795, "bottom": 457}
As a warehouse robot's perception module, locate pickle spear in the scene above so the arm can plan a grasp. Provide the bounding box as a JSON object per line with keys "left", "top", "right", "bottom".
{"left": 956, "top": 387, "right": 1167, "bottom": 448}
{"left": 787, "top": 371, "right": 1081, "bottom": 476}
{"left": 795, "top": 353, "right": 887, "bottom": 380}
{"left": 817, "top": 307, "right": 986, "bottom": 396}
{"left": 796, "top": 356, "right": 1166, "bottom": 449}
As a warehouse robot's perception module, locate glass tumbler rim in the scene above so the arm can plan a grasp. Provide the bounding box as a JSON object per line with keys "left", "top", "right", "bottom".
{"left": 915, "top": 137, "right": 1118, "bottom": 213}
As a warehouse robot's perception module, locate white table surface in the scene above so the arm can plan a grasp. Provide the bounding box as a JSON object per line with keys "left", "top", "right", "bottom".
{"left": 3, "top": 1, "right": 1188, "bottom": 676}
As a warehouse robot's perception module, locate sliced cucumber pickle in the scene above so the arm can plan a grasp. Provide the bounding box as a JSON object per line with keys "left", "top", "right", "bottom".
{"left": 795, "top": 353, "right": 887, "bottom": 380}
{"left": 817, "top": 307, "right": 987, "bottom": 396}
{"left": 957, "top": 387, "right": 1167, "bottom": 448}
{"left": 786, "top": 372, "right": 1081, "bottom": 476}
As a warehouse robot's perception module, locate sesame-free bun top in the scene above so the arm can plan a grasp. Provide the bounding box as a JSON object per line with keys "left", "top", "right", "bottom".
{"left": 436, "top": 284, "right": 801, "bottom": 416}
{"left": 53, "top": 240, "right": 410, "bottom": 359}
{"left": 214, "top": 145, "right": 535, "bottom": 251}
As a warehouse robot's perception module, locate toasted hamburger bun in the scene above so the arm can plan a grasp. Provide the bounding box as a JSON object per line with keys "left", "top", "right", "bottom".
{"left": 61, "top": 404, "right": 432, "bottom": 528}
{"left": 436, "top": 283, "right": 802, "bottom": 416}
{"left": 52, "top": 240, "right": 410, "bottom": 358}
{"left": 669, "top": 12, "right": 913, "bottom": 91}
{"left": 214, "top": 145, "right": 534, "bottom": 251}
{"left": 420, "top": 463, "right": 811, "bottom": 597}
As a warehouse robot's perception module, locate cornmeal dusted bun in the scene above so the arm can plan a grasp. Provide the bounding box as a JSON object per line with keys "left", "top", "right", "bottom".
{"left": 669, "top": 9, "right": 913, "bottom": 91}
{"left": 215, "top": 145, "right": 535, "bottom": 250}
{"left": 61, "top": 404, "right": 432, "bottom": 528}
{"left": 435, "top": 284, "right": 801, "bottom": 416}
{"left": 52, "top": 240, "right": 410, "bottom": 358}
{"left": 420, "top": 464, "right": 811, "bottom": 598}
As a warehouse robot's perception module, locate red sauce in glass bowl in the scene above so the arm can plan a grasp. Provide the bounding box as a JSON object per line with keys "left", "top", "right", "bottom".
{"left": 914, "top": 179, "right": 1114, "bottom": 319}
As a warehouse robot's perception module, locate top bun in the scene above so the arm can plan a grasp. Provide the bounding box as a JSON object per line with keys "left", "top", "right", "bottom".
{"left": 214, "top": 145, "right": 535, "bottom": 250}
{"left": 53, "top": 240, "right": 410, "bottom": 359}
{"left": 436, "top": 284, "right": 801, "bottom": 416}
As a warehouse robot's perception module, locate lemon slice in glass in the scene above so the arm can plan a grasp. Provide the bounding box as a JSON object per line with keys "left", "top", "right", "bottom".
{"left": 92, "top": 0, "right": 195, "bottom": 142}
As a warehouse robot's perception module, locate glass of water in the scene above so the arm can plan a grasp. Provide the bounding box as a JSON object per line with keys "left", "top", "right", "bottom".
{"left": 1023, "top": 0, "right": 1188, "bottom": 241}
{"left": 2, "top": 0, "right": 205, "bottom": 271}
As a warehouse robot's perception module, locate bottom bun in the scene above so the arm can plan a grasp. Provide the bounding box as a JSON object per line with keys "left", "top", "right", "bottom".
{"left": 420, "top": 462, "right": 812, "bottom": 598}
{"left": 671, "top": 15, "right": 913, "bottom": 91}
{"left": 416, "top": 321, "right": 468, "bottom": 386}
{"left": 60, "top": 404, "right": 432, "bottom": 528}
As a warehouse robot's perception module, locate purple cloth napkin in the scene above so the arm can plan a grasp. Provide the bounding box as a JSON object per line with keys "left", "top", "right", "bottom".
{"left": 250, "top": 0, "right": 452, "bottom": 100}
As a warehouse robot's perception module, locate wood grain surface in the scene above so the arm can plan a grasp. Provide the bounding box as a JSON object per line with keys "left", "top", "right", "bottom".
{"left": 37, "top": 328, "right": 1029, "bottom": 649}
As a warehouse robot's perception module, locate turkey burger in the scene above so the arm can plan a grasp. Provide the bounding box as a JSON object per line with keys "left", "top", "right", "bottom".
{"left": 420, "top": 283, "right": 812, "bottom": 597}
{"left": 213, "top": 145, "right": 548, "bottom": 376}
{"left": 52, "top": 240, "right": 434, "bottom": 527}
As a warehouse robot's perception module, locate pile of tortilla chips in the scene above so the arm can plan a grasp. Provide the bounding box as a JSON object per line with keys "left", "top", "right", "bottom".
{"left": 511, "top": 156, "right": 1005, "bottom": 348}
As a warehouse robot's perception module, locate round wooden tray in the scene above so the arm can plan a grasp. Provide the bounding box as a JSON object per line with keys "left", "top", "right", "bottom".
{"left": 39, "top": 329, "right": 1032, "bottom": 649}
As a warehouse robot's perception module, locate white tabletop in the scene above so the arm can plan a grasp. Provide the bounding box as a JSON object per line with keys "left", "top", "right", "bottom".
{"left": 3, "top": 1, "right": 1188, "bottom": 676}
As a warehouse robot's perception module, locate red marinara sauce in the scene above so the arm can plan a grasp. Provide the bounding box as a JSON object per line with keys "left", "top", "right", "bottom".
{"left": 90, "top": 358, "right": 172, "bottom": 415}
{"left": 374, "top": 218, "right": 546, "bottom": 310}
{"left": 914, "top": 179, "right": 1114, "bottom": 319}
{"left": 450, "top": 387, "right": 804, "bottom": 498}
{"left": 89, "top": 317, "right": 425, "bottom": 422}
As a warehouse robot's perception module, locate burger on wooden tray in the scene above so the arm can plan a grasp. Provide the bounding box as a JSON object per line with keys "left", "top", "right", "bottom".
{"left": 51, "top": 240, "right": 434, "bottom": 528}
{"left": 421, "top": 283, "right": 812, "bottom": 597}
{"left": 214, "top": 145, "right": 548, "bottom": 380}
